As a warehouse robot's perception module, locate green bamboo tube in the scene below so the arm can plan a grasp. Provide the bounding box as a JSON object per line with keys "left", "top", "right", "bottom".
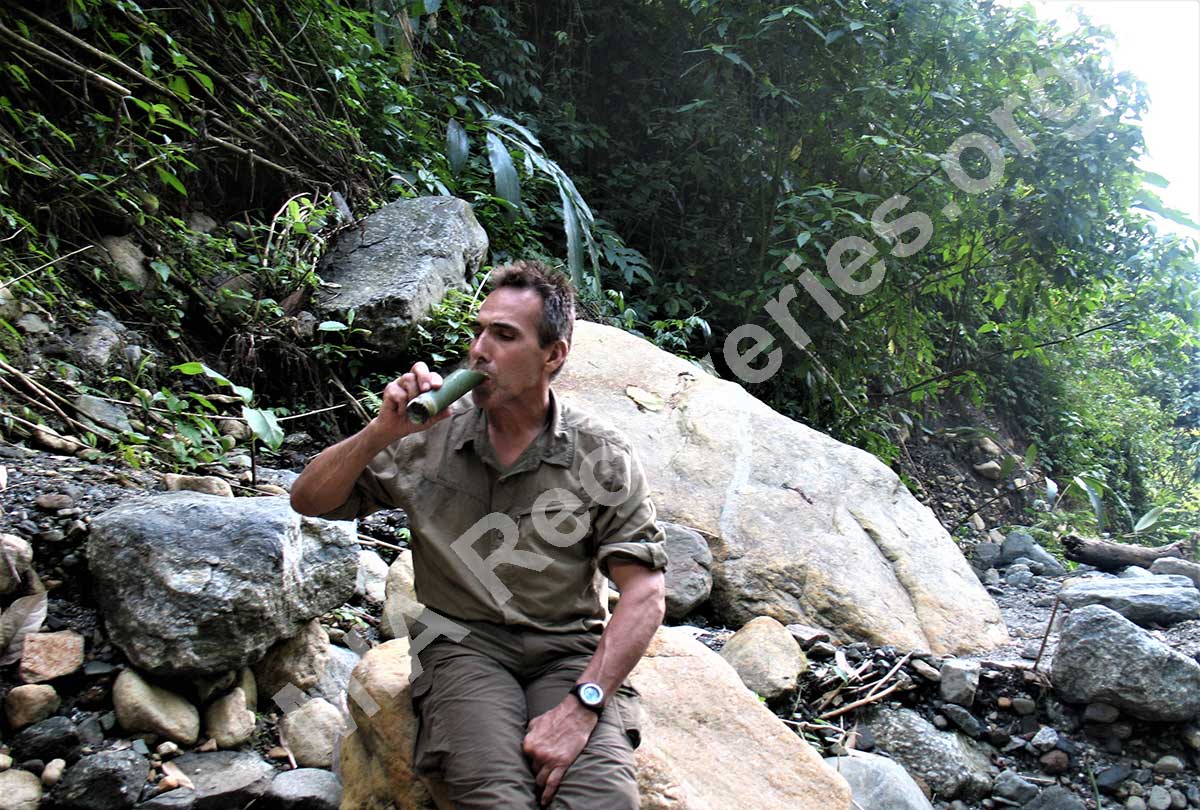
{"left": 406, "top": 368, "right": 488, "bottom": 424}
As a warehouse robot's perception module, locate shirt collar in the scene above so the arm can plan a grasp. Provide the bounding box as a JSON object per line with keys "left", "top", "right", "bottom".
{"left": 450, "top": 388, "right": 575, "bottom": 469}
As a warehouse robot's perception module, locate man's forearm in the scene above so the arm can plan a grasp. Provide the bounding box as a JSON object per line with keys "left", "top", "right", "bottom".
{"left": 289, "top": 419, "right": 395, "bottom": 516}
{"left": 577, "top": 566, "right": 666, "bottom": 698}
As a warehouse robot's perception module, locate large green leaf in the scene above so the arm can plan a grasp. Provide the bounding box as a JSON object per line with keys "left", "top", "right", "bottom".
{"left": 1132, "top": 505, "right": 1165, "bottom": 534}
{"left": 172, "top": 362, "right": 254, "bottom": 404}
{"left": 485, "top": 132, "right": 521, "bottom": 221}
{"left": 446, "top": 119, "right": 469, "bottom": 177}
{"left": 242, "top": 406, "right": 284, "bottom": 451}
{"left": 561, "top": 185, "right": 584, "bottom": 291}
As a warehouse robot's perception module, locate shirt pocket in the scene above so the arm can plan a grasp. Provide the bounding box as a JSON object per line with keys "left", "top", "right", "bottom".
{"left": 511, "top": 489, "right": 595, "bottom": 558}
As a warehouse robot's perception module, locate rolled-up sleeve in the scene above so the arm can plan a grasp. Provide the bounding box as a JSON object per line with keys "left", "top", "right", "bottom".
{"left": 592, "top": 446, "right": 668, "bottom": 577}
{"left": 316, "top": 444, "right": 405, "bottom": 521}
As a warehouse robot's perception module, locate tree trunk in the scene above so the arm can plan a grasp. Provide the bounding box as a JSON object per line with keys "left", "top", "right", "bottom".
{"left": 1061, "top": 533, "right": 1195, "bottom": 572}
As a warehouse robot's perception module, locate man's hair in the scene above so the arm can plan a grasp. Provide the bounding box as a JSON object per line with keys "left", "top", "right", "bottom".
{"left": 488, "top": 260, "right": 576, "bottom": 350}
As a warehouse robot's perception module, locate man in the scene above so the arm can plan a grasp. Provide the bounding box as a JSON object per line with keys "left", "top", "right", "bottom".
{"left": 290, "top": 260, "right": 667, "bottom": 809}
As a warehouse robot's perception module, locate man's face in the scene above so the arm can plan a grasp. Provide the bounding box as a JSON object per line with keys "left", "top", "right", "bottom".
{"left": 467, "top": 286, "right": 564, "bottom": 408}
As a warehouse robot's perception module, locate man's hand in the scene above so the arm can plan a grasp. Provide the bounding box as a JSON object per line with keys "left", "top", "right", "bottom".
{"left": 372, "top": 361, "right": 449, "bottom": 443}
{"left": 522, "top": 697, "right": 599, "bottom": 806}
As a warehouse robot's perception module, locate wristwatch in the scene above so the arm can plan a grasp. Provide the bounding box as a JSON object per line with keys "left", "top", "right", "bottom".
{"left": 569, "top": 681, "right": 606, "bottom": 714}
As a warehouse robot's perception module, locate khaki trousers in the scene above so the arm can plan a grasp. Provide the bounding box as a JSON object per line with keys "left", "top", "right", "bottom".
{"left": 410, "top": 619, "right": 641, "bottom": 810}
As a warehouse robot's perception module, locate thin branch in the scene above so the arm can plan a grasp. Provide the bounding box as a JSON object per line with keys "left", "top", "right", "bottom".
{"left": 3, "top": 245, "right": 95, "bottom": 288}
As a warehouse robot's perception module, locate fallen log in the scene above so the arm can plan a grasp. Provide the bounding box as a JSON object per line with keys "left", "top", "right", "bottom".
{"left": 1061, "top": 533, "right": 1195, "bottom": 572}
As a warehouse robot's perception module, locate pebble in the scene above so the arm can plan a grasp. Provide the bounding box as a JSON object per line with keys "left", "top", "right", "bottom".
{"left": 33, "top": 493, "right": 74, "bottom": 511}
{"left": 5, "top": 684, "right": 61, "bottom": 729}
{"left": 1038, "top": 749, "right": 1069, "bottom": 774}
{"left": 1012, "top": 697, "right": 1037, "bottom": 715}
{"left": 1031, "top": 726, "right": 1059, "bottom": 752}
{"left": 1128, "top": 799, "right": 1148, "bottom": 810}
{"left": 1147, "top": 786, "right": 1172, "bottom": 810}
{"left": 1168, "top": 788, "right": 1186, "bottom": 810}
{"left": 1152, "top": 755, "right": 1184, "bottom": 774}
{"left": 910, "top": 659, "right": 941, "bottom": 681}
{"left": 0, "top": 754, "right": 11, "bottom": 771}
{"left": 40, "top": 757, "right": 64, "bottom": 787}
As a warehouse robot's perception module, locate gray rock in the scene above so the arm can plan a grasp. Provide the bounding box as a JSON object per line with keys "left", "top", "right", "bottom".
{"left": 1117, "top": 565, "right": 1154, "bottom": 578}
{"left": 186, "top": 213, "right": 218, "bottom": 234}
{"left": 16, "top": 313, "right": 50, "bottom": 334}
{"left": 1011, "top": 555, "right": 1048, "bottom": 575}
{"left": 47, "top": 750, "right": 148, "bottom": 810}
{"left": 998, "top": 532, "right": 1066, "bottom": 575}
{"left": 168, "top": 752, "right": 273, "bottom": 810}
{"left": 867, "top": 706, "right": 995, "bottom": 799}
{"left": 1027, "top": 785, "right": 1086, "bottom": 810}
{"left": 1059, "top": 576, "right": 1200, "bottom": 627}
{"left": 941, "top": 705, "right": 981, "bottom": 738}
{"left": 1150, "top": 557, "right": 1200, "bottom": 589}
{"left": 971, "top": 542, "right": 1001, "bottom": 571}
{"left": 74, "top": 395, "right": 132, "bottom": 434}
{"left": 1050, "top": 605, "right": 1200, "bottom": 721}
{"left": 1006, "top": 569, "right": 1034, "bottom": 587}
{"left": 316, "top": 196, "right": 488, "bottom": 359}
{"left": 1094, "top": 764, "right": 1133, "bottom": 793}
{"left": 88, "top": 493, "right": 358, "bottom": 675}
{"left": 355, "top": 550, "right": 388, "bottom": 605}
{"left": 1083, "top": 702, "right": 1120, "bottom": 724}
{"left": 312, "top": 644, "right": 361, "bottom": 723}
{"left": 993, "top": 770, "right": 1040, "bottom": 803}
{"left": 1030, "top": 726, "right": 1058, "bottom": 751}
{"left": 940, "top": 660, "right": 980, "bottom": 707}
{"left": 134, "top": 788, "right": 195, "bottom": 809}
{"left": 100, "top": 236, "right": 152, "bottom": 290}
{"left": 11, "top": 716, "right": 80, "bottom": 764}
{"left": 661, "top": 522, "right": 713, "bottom": 621}
{"left": 823, "top": 750, "right": 933, "bottom": 810}
{"left": 259, "top": 769, "right": 342, "bottom": 810}
{"left": 71, "top": 324, "right": 123, "bottom": 370}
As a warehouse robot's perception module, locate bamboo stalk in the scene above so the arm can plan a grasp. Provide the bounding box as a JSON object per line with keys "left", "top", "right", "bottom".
{"left": 0, "top": 24, "right": 130, "bottom": 97}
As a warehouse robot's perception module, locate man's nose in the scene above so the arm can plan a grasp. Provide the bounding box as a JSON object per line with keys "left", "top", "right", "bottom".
{"left": 468, "top": 333, "right": 487, "bottom": 364}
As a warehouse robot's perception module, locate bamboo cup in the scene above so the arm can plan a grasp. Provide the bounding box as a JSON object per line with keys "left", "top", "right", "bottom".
{"left": 405, "top": 368, "right": 488, "bottom": 424}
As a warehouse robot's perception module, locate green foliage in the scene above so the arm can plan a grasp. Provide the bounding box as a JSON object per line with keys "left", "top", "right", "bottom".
{"left": 462, "top": 0, "right": 1200, "bottom": 520}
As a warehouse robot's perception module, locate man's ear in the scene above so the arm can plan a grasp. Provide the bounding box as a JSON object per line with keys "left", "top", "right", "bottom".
{"left": 545, "top": 339, "right": 570, "bottom": 375}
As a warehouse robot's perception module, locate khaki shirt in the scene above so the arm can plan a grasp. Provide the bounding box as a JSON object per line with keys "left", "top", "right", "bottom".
{"left": 322, "top": 390, "right": 667, "bottom": 634}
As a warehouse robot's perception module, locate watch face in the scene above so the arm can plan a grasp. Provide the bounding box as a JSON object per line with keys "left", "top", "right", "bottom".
{"left": 578, "top": 683, "right": 604, "bottom": 706}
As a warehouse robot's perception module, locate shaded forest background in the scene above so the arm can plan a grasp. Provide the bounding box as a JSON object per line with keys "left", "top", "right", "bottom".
{"left": 1, "top": 0, "right": 1198, "bottom": 545}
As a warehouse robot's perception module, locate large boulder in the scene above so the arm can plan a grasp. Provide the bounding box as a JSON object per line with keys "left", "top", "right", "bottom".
{"left": 316, "top": 196, "right": 488, "bottom": 359}
{"left": 338, "top": 628, "right": 851, "bottom": 810}
{"left": 1050, "top": 604, "right": 1200, "bottom": 722}
{"left": 555, "top": 321, "right": 1008, "bottom": 655}
{"left": 1059, "top": 576, "right": 1200, "bottom": 626}
{"left": 88, "top": 493, "right": 358, "bottom": 675}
